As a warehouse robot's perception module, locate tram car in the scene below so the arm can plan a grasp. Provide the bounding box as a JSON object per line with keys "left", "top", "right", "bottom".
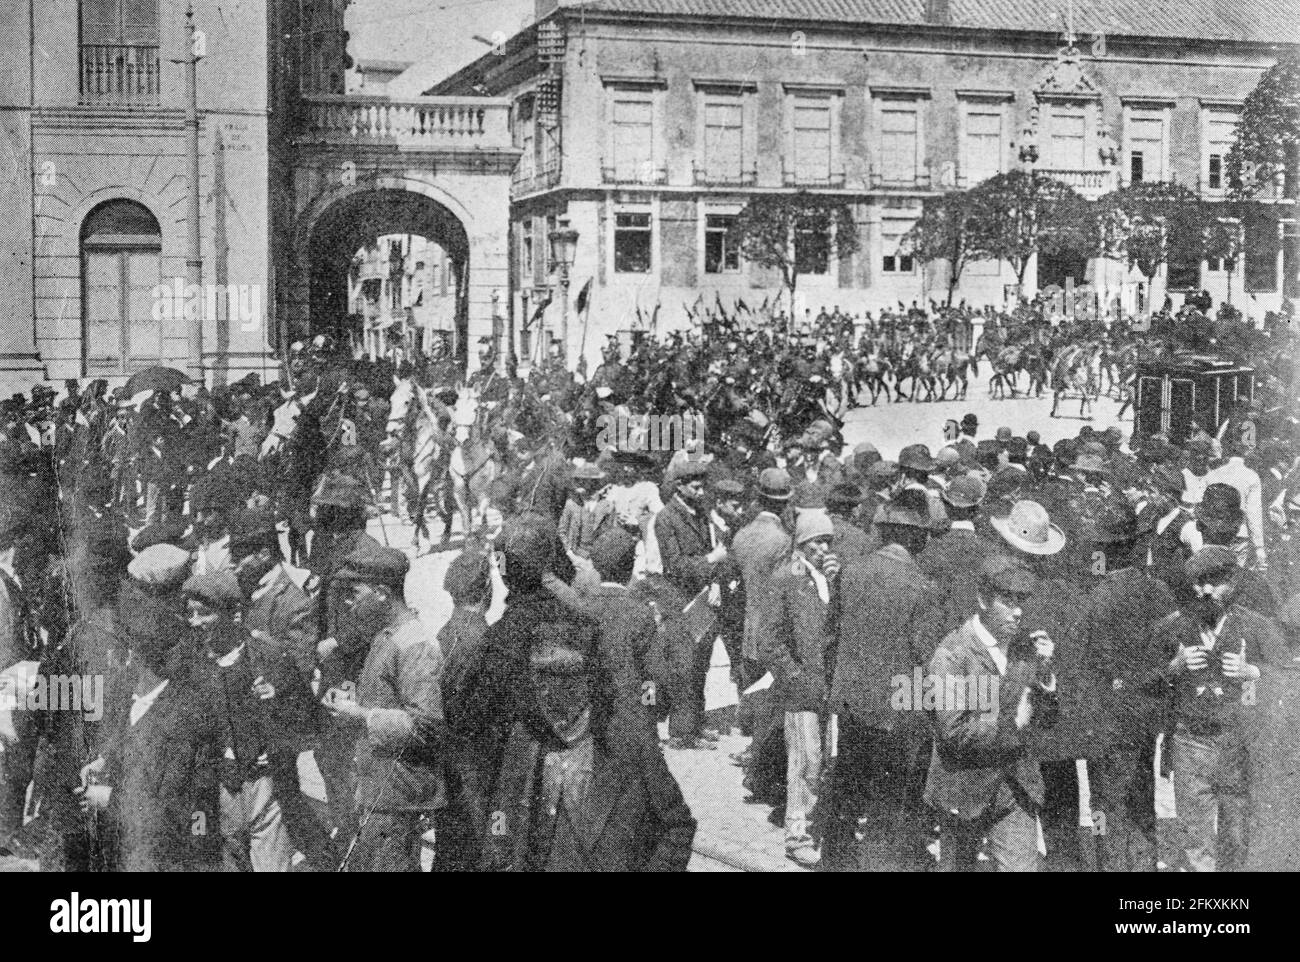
{"left": 1135, "top": 355, "right": 1255, "bottom": 444}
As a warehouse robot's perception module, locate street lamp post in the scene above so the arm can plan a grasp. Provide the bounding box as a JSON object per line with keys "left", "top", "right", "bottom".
{"left": 180, "top": 4, "right": 205, "bottom": 382}
{"left": 548, "top": 217, "right": 579, "bottom": 361}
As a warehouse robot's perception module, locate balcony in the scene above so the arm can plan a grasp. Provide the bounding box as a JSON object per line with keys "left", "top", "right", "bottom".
{"left": 511, "top": 160, "right": 562, "bottom": 197}
{"left": 870, "top": 170, "right": 933, "bottom": 191}
{"left": 692, "top": 161, "right": 758, "bottom": 187}
{"left": 80, "top": 45, "right": 160, "bottom": 106}
{"left": 299, "top": 95, "right": 513, "bottom": 151}
{"left": 782, "top": 165, "right": 846, "bottom": 188}
{"left": 1035, "top": 167, "right": 1117, "bottom": 200}
{"left": 601, "top": 160, "right": 668, "bottom": 186}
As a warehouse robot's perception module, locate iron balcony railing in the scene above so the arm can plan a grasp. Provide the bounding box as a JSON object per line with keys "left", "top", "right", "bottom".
{"left": 80, "top": 44, "right": 160, "bottom": 105}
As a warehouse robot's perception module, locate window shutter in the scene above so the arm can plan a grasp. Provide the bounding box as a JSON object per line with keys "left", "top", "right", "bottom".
{"left": 81, "top": 0, "right": 122, "bottom": 45}
{"left": 121, "top": 0, "right": 159, "bottom": 45}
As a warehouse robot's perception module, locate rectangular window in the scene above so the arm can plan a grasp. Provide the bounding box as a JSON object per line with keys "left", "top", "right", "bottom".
{"left": 614, "top": 211, "right": 652, "bottom": 273}
{"left": 702, "top": 99, "right": 744, "bottom": 182}
{"left": 962, "top": 108, "right": 1002, "bottom": 185}
{"left": 704, "top": 214, "right": 740, "bottom": 274}
{"left": 80, "top": 0, "right": 160, "bottom": 103}
{"left": 1127, "top": 114, "right": 1165, "bottom": 183}
{"left": 881, "top": 224, "right": 914, "bottom": 274}
{"left": 795, "top": 224, "right": 829, "bottom": 275}
{"left": 611, "top": 96, "right": 654, "bottom": 182}
{"left": 1049, "top": 109, "right": 1086, "bottom": 169}
{"left": 792, "top": 98, "right": 832, "bottom": 182}
{"left": 880, "top": 105, "right": 919, "bottom": 184}
{"left": 1245, "top": 209, "right": 1280, "bottom": 291}
{"left": 1205, "top": 113, "right": 1237, "bottom": 192}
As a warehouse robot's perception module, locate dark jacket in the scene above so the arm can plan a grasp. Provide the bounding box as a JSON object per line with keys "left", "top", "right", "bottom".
{"left": 923, "top": 618, "right": 1059, "bottom": 821}
{"left": 654, "top": 496, "right": 718, "bottom": 597}
{"left": 1082, "top": 567, "right": 1177, "bottom": 750}
{"left": 918, "top": 524, "right": 1000, "bottom": 641}
{"left": 484, "top": 714, "right": 696, "bottom": 872}
{"left": 760, "top": 555, "right": 832, "bottom": 712}
{"left": 582, "top": 583, "right": 662, "bottom": 734}
{"left": 831, "top": 544, "right": 942, "bottom": 730}
{"left": 732, "top": 511, "right": 792, "bottom": 662}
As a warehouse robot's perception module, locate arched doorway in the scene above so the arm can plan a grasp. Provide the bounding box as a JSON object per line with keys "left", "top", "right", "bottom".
{"left": 80, "top": 199, "right": 163, "bottom": 376}
{"left": 306, "top": 189, "right": 470, "bottom": 363}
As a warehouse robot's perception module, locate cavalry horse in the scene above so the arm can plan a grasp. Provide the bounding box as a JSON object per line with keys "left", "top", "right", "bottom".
{"left": 928, "top": 346, "right": 973, "bottom": 401}
{"left": 1049, "top": 342, "right": 1100, "bottom": 420}
{"left": 855, "top": 340, "right": 894, "bottom": 405}
{"left": 892, "top": 343, "right": 938, "bottom": 402}
{"left": 447, "top": 389, "right": 504, "bottom": 546}
{"left": 386, "top": 375, "right": 453, "bottom": 552}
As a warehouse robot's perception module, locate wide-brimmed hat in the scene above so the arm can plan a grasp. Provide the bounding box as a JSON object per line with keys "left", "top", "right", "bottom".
{"left": 991, "top": 500, "right": 1066, "bottom": 556}
{"left": 1071, "top": 453, "right": 1110, "bottom": 475}
{"left": 873, "top": 490, "right": 932, "bottom": 530}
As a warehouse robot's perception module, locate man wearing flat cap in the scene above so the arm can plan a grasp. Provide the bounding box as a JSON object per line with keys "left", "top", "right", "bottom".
{"left": 182, "top": 569, "right": 295, "bottom": 872}
{"left": 1155, "top": 545, "right": 1290, "bottom": 871}
{"left": 924, "top": 554, "right": 1058, "bottom": 872}
{"left": 230, "top": 507, "right": 333, "bottom": 870}
{"left": 323, "top": 541, "right": 444, "bottom": 871}
{"left": 824, "top": 489, "right": 942, "bottom": 871}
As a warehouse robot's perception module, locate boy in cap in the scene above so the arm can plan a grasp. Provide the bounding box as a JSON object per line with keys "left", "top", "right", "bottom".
{"left": 1156, "top": 545, "right": 1290, "bottom": 871}
{"left": 763, "top": 510, "right": 839, "bottom": 867}
{"left": 434, "top": 550, "right": 493, "bottom": 872}
{"left": 924, "top": 554, "right": 1058, "bottom": 872}
{"left": 183, "top": 570, "right": 295, "bottom": 873}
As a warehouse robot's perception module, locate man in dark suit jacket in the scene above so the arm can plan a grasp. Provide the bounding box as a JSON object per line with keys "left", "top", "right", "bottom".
{"left": 919, "top": 475, "right": 998, "bottom": 640}
{"left": 924, "top": 554, "right": 1058, "bottom": 872}
{"left": 824, "top": 490, "right": 943, "bottom": 871}
{"left": 653, "top": 460, "right": 727, "bottom": 747}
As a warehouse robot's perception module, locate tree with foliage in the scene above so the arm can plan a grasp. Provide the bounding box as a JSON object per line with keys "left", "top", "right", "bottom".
{"left": 727, "top": 193, "right": 860, "bottom": 310}
{"left": 966, "top": 170, "right": 1093, "bottom": 288}
{"left": 902, "top": 189, "right": 985, "bottom": 306}
{"left": 1227, "top": 57, "right": 1300, "bottom": 299}
{"left": 1099, "top": 181, "right": 1205, "bottom": 290}
{"left": 1202, "top": 200, "right": 1247, "bottom": 304}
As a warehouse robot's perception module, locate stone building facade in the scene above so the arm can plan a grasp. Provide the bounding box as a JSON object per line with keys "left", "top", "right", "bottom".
{"left": 431, "top": 0, "right": 1299, "bottom": 369}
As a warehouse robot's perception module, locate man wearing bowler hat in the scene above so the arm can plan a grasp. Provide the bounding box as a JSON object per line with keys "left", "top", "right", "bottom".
{"left": 1192, "top": 483, "right": 1277, "bottom": 618}
{"left": 824, "top": 489, "right": 942, "bottom": 871}
{"left": 1079, "top": 498, "right": 1177, "bottom": 872}
{"left": 921, "top": 474, "right": 998, "bottom": 640}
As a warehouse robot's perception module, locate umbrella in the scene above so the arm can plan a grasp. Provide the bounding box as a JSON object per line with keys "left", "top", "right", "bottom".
{"left": 124, "top": 366, "right": 188, "bottom": 397}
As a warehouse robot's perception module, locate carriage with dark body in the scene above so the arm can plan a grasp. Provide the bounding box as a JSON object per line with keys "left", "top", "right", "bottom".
{"left": 1135, "top": 355, "right": 1255, "bottom": 444}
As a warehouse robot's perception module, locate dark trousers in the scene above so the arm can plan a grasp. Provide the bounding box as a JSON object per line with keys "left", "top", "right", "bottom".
{"left": 938, "top": 792, "right": 1039, "bottom": 872}
{"left": 0, "top": 711, "right": 40, "bottom": 845}
{"left": 269, "top": 747, "right": 339, "bottom": 871}
{"left": 435, "top": 760, "right": 490, "bottom": 872}
{"left": 1040, "top": 759, "right": 1083, "bottom": 871}
{"left": 821, "top": 718, "right": 932, "bottom": 872}
{"left": 346, "top": 809, "right": 425, "bottom": 873}
{"left": 1089, "top": 737, "right": 1157, "bottom": 872}
{"left": 665, "top": 622, "right": 714, "bottom": 740}
{"left": 314, "top": 722, "right": 358, "bottom": 847}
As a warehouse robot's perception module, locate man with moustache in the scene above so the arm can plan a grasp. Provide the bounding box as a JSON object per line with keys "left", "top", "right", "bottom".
{"left": 1156, "top": 546, "right": 1291, "bottom": 871}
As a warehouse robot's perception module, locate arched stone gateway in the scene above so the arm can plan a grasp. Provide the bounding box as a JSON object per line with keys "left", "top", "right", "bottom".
{"left": 283, "top": 96, "right": 516, "bottom": 374}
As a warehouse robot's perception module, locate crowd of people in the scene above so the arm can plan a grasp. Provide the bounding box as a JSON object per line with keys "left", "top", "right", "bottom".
{"left": 0, "top": 295, "right": 1298, "bottom": 873}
